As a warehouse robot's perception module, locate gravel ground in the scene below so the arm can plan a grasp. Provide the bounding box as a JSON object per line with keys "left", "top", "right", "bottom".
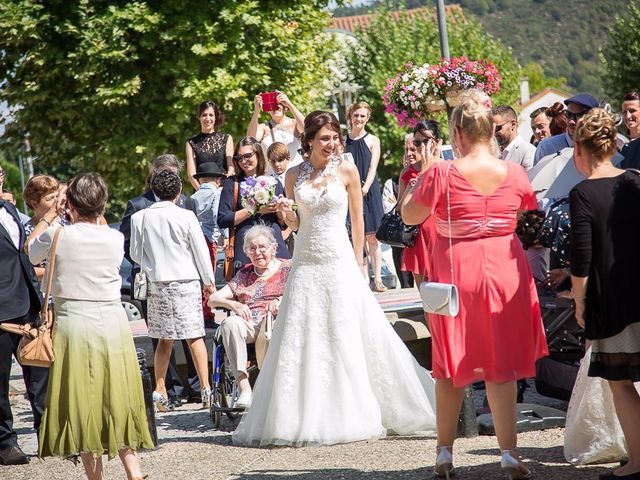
{"left": 3, "top": 365, "right": 619, "bottom": 480}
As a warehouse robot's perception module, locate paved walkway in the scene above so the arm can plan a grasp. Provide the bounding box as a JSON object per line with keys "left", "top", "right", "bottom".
{"left": 3, "top": 360, "right": 617, "bottom": 480}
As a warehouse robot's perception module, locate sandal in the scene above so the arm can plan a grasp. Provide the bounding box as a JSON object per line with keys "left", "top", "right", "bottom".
{"left": 373, "top": 281, "right": 388, "bottom": 293}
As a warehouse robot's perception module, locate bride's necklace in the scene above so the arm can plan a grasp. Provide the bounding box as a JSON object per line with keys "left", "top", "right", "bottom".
{"left": 254, "top": 259, "right": 276, "bottom": 278}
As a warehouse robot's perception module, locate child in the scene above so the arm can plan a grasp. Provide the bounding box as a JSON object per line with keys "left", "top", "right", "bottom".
{"left": 267, "top": 142, "right": 294, "bottom": 254}
{"left": 267, "top": 142, "right": 290, "bottom": 188}
{"left": 191, "top": 162, "right": 227, "bottom": 282}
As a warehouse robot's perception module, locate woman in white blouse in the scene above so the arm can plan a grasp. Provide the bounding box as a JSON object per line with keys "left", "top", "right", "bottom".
{"left": 27, "top": 173, "right": 153, "bottom": 480}
{"left": 130, "top": 169, "right": 215, "bottom": 412}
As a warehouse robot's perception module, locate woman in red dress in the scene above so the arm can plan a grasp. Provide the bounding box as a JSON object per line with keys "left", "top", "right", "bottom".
{"left": 402, "top": 91, "right": 548, "bottom": 479}
{"left": 398, "top": 120, "right": 441, "bottom": 285}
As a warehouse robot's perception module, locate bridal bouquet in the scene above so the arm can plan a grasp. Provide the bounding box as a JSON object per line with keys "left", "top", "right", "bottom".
{"left": 240, "top": 176, "right": 278, "bottom": 216}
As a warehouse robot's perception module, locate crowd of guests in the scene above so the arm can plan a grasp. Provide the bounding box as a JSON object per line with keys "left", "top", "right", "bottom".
{"left": 0, "top": 88, "right": 639, "bottom": 480}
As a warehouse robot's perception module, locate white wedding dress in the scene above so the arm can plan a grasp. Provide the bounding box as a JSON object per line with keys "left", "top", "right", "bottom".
{"left": 232, "top": 157, "right": 436, "bottom": 446}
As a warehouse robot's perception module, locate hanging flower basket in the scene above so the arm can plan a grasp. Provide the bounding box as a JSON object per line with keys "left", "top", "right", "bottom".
{"left": 383, "top": 57, "right": 502, "bottom": 127}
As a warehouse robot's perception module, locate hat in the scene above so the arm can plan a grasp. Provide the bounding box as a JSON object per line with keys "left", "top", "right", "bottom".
{"left": 193, "top": 162, "right": 226, "bottom": 179}
{"left": 564, "top": 92, "right": 599, "bottom": 110}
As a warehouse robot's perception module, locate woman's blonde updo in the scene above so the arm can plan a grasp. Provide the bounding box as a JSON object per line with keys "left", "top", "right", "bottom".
{"left": 574, "top": 108, "right": 618, "bottom": 159}
{"left": 450, "top": 90, "right": 495, "bottom": 144}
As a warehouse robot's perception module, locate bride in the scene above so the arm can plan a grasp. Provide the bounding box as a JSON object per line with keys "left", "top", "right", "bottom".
{"left": 232, "top": 110, "right": 436, "bottom": 446}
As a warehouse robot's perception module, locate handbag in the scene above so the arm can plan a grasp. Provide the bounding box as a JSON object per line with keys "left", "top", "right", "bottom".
{"left": 255, "top": 311, "right": 273, "bottom": 370}
{"left": 0, "top": 226, "right": 63, "bottom": 367}
{"left": 133, "top": 211, "right": 148, "bottom": 300}
{"left": 224, "top": 179, "right": 239, "bottom": 281}
{"left": 419, "top": 163, "right": 459, "bottom": 317}
{"left": 376, "top": 208, "right": 419, "bottom": 248}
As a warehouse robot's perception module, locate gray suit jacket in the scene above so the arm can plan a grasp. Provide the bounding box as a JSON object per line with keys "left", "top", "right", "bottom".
{"left": 504, "top": 136, "right": 535, "bottom": 172}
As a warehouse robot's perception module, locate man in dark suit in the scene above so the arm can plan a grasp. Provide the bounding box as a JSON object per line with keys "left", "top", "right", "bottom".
{"left": 120, "top": 154, "right": 201, "bottom": 408}
{"left": 621, "top": 137, "right": 640, "bottom": 170}
{"left": 0, "top": 198, "right": 48, "bottom": 465}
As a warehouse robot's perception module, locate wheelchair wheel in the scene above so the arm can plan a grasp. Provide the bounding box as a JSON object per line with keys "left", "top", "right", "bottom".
{"left": 220, "top": 356, "right": 240, "bottom": 421}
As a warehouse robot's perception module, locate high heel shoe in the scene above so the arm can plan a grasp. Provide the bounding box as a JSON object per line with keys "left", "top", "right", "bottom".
{"left": 434, "top": 446, "right": 454, "bottom": 479}
{"left": 373, "top": 281, "right": 388, "bottom": 293}
{"left": 500, "top": 450, "right": 530, "bottom": 480}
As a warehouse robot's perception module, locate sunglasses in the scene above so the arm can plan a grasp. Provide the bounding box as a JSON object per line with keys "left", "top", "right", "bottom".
{"left": 564, "top": 110, "right": 589, "bottom": 122}
{"left": 234, "top": 152, "right": 256, "bottom": 162}
{"left": 494, "top": 120, "right": 513, "bottom": 132}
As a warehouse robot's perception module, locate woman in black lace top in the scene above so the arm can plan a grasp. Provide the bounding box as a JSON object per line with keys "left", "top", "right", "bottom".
{"left": 186, "top": 101, "right": 234, "bottom": 190}
{"left": 570, "top": 109, "right": 640, "bottom": 479}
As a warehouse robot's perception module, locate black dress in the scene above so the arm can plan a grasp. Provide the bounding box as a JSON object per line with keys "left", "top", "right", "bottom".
{"left": 217, "top": 176, "right": 290, "bottom": 267}
{"left": 345, "top": 133, "right": 384, "bottom": 235}
{"left": 188, "top": 131, "right": 230, "bottom": 172}
{"left": 569, "top": 171, "right": 640, "bottom": 381}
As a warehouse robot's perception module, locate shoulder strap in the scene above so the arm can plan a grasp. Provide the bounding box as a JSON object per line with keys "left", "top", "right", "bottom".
{"left": 229, "top": 179, "right": 239, "bottom": 250}
{"left": 445, "top": 162, "right": 454, "bottom": 284}
{"left": 42, "top": 227, "right": 63, "bottom": 327}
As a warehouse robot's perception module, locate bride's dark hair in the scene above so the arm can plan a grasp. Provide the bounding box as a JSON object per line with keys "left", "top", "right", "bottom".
{"left": 301, "top": 111, "right": 344, "bottom": 155}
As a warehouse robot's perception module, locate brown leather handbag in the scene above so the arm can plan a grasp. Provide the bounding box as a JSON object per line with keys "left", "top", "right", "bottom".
{"left": 1, "top": 227, "right": 62, "bottom": 367}
{"left": 223, "top": 179, "right": 239, "bottom": 282}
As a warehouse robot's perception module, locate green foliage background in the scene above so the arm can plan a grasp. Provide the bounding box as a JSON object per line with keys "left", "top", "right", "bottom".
{"left": 335, "top": 0, "right": 628, "bottom": 99}
{"left": 346, "top": 8, "right": 522, "bottom": 180}
{"left": 602, "top": 0, "right": 640, "bottom": 102}
{"left": 0, "top": 0, "right": 337, "bottom": 219}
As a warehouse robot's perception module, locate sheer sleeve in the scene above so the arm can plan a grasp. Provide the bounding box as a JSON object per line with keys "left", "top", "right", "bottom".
{"left": 569, "top": 186, "right": 592, "bottom": 277}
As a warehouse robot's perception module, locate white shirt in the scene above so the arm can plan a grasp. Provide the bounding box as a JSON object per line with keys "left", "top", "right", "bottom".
{"left": 0, "top": 204, "right": 20, "bottom": 249}
{"left": 130, "top": 201, "right": 214, "bottom": 285}
{"left": 29, "top": 223, "right": 124, "bottom": 301}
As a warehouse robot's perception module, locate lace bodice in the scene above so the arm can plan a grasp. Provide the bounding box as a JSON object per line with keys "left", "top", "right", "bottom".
{"left": 292, "top": 158, "right": 352, "bottom": 266}
{"left": 188, "top": 131, "right": 229, "bottom": 170}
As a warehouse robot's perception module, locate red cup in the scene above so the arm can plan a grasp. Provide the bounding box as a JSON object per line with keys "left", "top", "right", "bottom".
{"left": 261, "top": 91, "right": 279, "bottom": 112}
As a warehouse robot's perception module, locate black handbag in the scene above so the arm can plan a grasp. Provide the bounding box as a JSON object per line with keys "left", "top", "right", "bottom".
{"left": 375, "top": 208, "right": 419, "bottom": 248}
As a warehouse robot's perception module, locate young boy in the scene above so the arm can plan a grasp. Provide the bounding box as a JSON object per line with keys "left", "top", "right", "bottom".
{"left": 267, "top": 142, "right": 290, "bottom": 188}
{"left": 191, "top": 162, "right": 227, "bottom": 281}
{"left": 267, "top": 142, "right": 294, "bottom": 254}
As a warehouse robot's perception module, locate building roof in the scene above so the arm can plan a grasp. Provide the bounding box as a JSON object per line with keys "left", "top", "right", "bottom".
{"left": 330, "top": 5, "right": 463, "bottom": 33}
{"left": 520, "top": 87, "right": 572, "bottom": 110}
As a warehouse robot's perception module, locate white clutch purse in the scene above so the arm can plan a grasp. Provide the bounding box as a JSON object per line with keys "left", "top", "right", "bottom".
{"left": 420, "top": 281, "right": 459, "bottom": 316}
{"left": 419, "top": 162, "right": 459, "bottom": 318}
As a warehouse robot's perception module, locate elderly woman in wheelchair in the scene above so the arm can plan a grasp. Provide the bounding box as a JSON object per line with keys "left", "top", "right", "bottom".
{"left": 207, "top": 225, "right": 291, "bottom": 408}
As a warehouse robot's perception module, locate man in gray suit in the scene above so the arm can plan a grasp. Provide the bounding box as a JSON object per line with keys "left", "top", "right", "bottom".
{"left": 493, "top": 105, "right": 536, "bottom": 171}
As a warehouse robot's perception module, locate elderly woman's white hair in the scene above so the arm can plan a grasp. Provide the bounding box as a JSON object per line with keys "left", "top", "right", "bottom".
{"left": 242, "top": 224, "right": 277, "bottom": 254}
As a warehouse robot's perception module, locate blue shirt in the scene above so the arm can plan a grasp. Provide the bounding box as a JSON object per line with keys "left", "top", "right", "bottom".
{"left": 533, "top": 133, "right": 572, "bottom": 165}
{"left": 191, "top": 183, "right": 225, "bottom": 243}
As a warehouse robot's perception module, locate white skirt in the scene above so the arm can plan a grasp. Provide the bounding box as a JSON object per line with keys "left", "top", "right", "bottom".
{"left": 147, "top": 280, "right": 205, "bottom": 340}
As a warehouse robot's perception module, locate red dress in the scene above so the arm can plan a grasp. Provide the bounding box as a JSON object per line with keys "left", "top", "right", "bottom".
{"left": 400, "top": 165, "right": 436, "bottom": 277}
{"left": 414, "top": 162, "right": 548, "bottom": 387}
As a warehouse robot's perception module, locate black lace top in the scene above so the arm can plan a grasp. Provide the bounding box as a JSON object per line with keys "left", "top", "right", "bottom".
{"left": 188, "top": 131, "right": 230, "bottom": 171}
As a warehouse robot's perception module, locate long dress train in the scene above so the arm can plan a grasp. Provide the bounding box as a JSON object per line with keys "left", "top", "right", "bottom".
{"left": 232, "top": 157, "right": 436, "bottom": 446}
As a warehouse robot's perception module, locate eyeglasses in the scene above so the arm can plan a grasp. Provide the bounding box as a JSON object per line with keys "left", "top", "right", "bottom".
{"left": 234, "top": 152, "right": 255, "bottom": 162}
{"left": 494, "top": 121, "right": 512, "bottom": 132}
{"left": 564, "top": 109, "right": 589, "bottom": 122}
{"left": 247, "top": 244, "right": 274, "bottom": 254}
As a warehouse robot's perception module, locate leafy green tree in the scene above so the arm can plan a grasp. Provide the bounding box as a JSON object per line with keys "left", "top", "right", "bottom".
{"left": 602, "top": 0, "right": 640, "bottom": 102}
{"left": 347, "top": 7, "right": 522, "bottom": 179}
{"left": 521, "top": 62, "right": 567, "bottom": 95}
{"left": 0, "top": 1, "right": 337, "bottom": 219}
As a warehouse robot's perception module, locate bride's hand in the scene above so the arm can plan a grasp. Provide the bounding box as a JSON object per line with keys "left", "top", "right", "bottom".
{"left": 276, "top": 195, "right": 295, "bottom": 214}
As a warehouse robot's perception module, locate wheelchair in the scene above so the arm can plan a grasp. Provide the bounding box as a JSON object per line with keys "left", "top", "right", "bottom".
{"left": 209, "top": 321, "right": 259, "bottom": 429}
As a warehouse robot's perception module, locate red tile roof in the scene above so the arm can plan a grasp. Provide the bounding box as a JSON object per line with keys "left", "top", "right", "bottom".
{"left": 330, "top": 5, "right": 463, "bottom": 33}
